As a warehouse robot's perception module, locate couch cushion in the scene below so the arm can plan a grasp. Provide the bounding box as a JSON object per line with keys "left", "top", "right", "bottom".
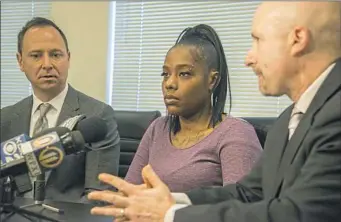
{"left": 241, "top": 117, "right": 277, "bottom": 148}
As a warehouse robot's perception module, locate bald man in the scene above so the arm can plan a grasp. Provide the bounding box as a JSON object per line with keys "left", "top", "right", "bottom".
{"left": 87, "top": 2, "right": 341, "bottom": 222}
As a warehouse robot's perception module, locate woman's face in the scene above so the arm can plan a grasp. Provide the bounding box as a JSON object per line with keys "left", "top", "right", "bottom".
{"left": 162, "top": 45, "right": 214, "bottom": 117}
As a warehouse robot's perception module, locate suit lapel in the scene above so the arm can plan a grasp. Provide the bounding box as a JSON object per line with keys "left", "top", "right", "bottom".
{"left": 11, "top": 96, "right": 33, "bottom": 136}
{"left": 266, "top": 106, "right": 292, "bottom": 195}
{"left": 56, "top": 85, "right": 80, "bottom": 125}
{"left": 272, "top": 111, "right": 312, "bottom": 196}
{"left": 272, "top": 58, "right": 341, "bottom": 197}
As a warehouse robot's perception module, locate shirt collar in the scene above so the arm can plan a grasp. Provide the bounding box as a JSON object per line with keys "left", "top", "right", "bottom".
{"left": 32, "top": 84, "right": 69, "bottom": 114}
{"left": 295, "top": 63, "right": 335, "bottom": 114}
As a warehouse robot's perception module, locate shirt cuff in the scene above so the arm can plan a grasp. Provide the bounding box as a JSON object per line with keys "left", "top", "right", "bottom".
{"left": 164, "top": 204, "right": 190, "bottom": 222}
{"left": 171, "top": 192, "right": 192, "bottom": 204}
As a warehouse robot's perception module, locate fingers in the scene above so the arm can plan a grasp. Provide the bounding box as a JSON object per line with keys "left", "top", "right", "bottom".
{"left": 88, "top": 191, "right": 129, "bottom": 208}
{"left": 141, "top": 165, "right": 164, "bottom": 188}
{"left": 91, "top": 206, "right": 125, "bottom": 218}
{"left": 98, "top": 173, "right": 136, "bottom": 195}
{"left": 142, "top": 172, "right": 152, "bottom": 189}
{"left": 91, "top": 206, "right": 131, "bottom": 222}
{"left": 91, "top": 205, "right": 128, "bottom": 222}
{"left": 135, "top": 183, "right": 148, "bottom": 190}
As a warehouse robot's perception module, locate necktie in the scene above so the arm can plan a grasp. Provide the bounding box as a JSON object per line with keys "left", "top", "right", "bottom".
{"left": 288, "top": 107, "right": 303, "bottom": 140}
{"left": 32, "top": 103, "right": 52, "bottom": 136}
{"left": 24, "top": 103, "right": 52, "bottom": 198}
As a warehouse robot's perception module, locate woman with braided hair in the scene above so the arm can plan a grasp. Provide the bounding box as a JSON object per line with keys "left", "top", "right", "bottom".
{"left": 125, "top": 24, "right": 262, "bottom": 192}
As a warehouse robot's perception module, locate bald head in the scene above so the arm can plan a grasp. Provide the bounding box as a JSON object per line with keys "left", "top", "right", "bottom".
{"left": 256, "top": 1, "right": 341, "bottom": 57}
{"left": 246, "top": 1, "right": 340, "bottom": 100}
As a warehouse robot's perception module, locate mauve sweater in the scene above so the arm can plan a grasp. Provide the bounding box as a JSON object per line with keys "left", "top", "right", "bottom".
{"left": 125, "top": 116, "right": 262, "bottom": 192}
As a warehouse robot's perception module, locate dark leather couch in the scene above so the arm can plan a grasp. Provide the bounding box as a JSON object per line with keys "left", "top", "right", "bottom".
{"left": 242, "top": 117, "right": 276, "bottom": 147}
{"left": 114, "top": 110, "right": 276, "bottom": 178}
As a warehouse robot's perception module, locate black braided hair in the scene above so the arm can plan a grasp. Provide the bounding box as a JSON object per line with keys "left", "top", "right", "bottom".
{"left": 166, "top": 24, "right": 232, "bottom": 134}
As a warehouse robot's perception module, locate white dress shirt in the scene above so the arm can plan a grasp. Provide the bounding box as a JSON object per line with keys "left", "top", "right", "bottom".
{"left": 164, "top": 62, "right": 336, "bottom": 222}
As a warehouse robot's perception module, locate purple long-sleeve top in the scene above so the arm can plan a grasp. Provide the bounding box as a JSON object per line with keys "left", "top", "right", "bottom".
{"left": 125, "top": 116, "right": 263, "bottom": 192}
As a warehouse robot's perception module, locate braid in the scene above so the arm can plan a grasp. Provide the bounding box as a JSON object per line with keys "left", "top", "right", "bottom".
{"left": 167, "top": 24, "right": 232, "bottom": 134}
{"left": 175, "top": 27, "right": 191, "bottom": 43}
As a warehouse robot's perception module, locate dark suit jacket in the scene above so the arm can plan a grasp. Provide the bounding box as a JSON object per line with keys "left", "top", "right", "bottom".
{"left": 175, "top": 58, "right": 341, "bottom": 222}
{"left": 0, "top": 85, "right": 120, "bottom": 203}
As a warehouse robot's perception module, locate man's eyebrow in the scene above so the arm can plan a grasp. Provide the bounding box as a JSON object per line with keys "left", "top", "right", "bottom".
{"left": 49, "top": 48, "right": 64, "bottom": 53}
{"left": 28, "top": 50, "right": 43, "bottom": 53}
{"left": 28, "top": 49, "right": 64, "bottom": 53}
{"left": 251, "top": 33, "right": 258, "bottom": 39}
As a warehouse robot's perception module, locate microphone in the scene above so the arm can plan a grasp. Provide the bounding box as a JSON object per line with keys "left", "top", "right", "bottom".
{"left": 0, "top": 134, "right": 33, "bottom": 194}
{"left": 26, "top": 127, "right": 83, "bottom": 204}
{"left": 58, "top": 114, "right": 86, "bottom": 130}
{"left": 32, "top": 126, "right": 70, "bottom": 139}
{"left": 59, "top": 115, "right": 108, "bottom": 151}
{"left": 0, "top": 134, "right": 30, "bottom": 166}
{"left": 23, "top": 129, "right": 84, "bottom": 177}
{"left": 0, "top": 117, "right": 108, "bottom": 218}
{"left": 0, "top": 117, "right": 108, "bottom": 179}
{"left": 31, "top": 116, "right": 108, "bottom": 203}
{"left": 0, "top": 128, "right": 80, "bottom": 179}
{"left": 32, "top": 116, "right": 107, "bottom": 206}
{"left": 0, "top": 128, "right": 70, "bottom": 180}
{"left": 74, "top": 116, "right": 108, "bottom": 145}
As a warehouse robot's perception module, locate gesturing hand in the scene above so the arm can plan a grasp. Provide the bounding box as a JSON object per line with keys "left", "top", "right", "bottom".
{"left": 88, "top": 165, "right": 175, "bottom": 222}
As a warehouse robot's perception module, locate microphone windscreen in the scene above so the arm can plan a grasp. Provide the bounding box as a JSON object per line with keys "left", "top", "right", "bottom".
{"left": 75, "top": 116, "right": 108, "bottom": 144}
{"left": 70, "top": 131, "right": 85, "bottom": 151}
{"left": 32, "top": 127, "right": 70, "bottom": 138}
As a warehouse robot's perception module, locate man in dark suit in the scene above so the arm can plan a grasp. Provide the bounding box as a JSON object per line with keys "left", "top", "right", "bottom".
{"left": 0, "top": 17, "right": 120, "bottom": 203}
{"left": 87, "top": 1, "right": 341, "bottom": 222}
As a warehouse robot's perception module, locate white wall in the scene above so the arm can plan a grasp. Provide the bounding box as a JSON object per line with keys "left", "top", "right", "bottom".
{"left": 50, "top": 1, "right": 111, "bottom": 102}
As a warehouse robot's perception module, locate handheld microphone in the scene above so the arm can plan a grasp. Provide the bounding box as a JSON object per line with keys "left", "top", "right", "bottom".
{"left": 0, "top": 134, "right": 30, "bottom": 166}
{"left": 0, "top": 134, "right": 32, "bottom": 193}
{"left": 58, "top": 115, "right": 108, "bottom": 151}
{"left": 0, "top": 128, "right": 69, "bottom": 194}
{"left": 74, "top": 116, "right": 108, "bottom": 145}
{"left": 33, "top": 116, "right": 107, "bottom": 204}
{"left": 0, "top": 116, "right": 108, "bottom": 179}
{"left": 0, "top": 127, "right": 80, "bottom": 179}
{"left": 26, "top": 128, "right": 84, "bottom": 204}
{"left": 0, "top": 134, "right": 32, "bottom": 194}
{"left": 21, "top": 130, "right": 85, "bottom": 177}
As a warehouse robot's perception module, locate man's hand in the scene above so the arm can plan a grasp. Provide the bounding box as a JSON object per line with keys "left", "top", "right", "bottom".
{"left": 88, "top": 165, "right": 175, "bottom": 222}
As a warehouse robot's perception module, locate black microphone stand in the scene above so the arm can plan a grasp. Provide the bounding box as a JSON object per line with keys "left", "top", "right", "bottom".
{"left": 20, "top": 173, "right": 64, "bottom": 215}
{"left": 0, "top": 176, "right": 60, "bottom": 222}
